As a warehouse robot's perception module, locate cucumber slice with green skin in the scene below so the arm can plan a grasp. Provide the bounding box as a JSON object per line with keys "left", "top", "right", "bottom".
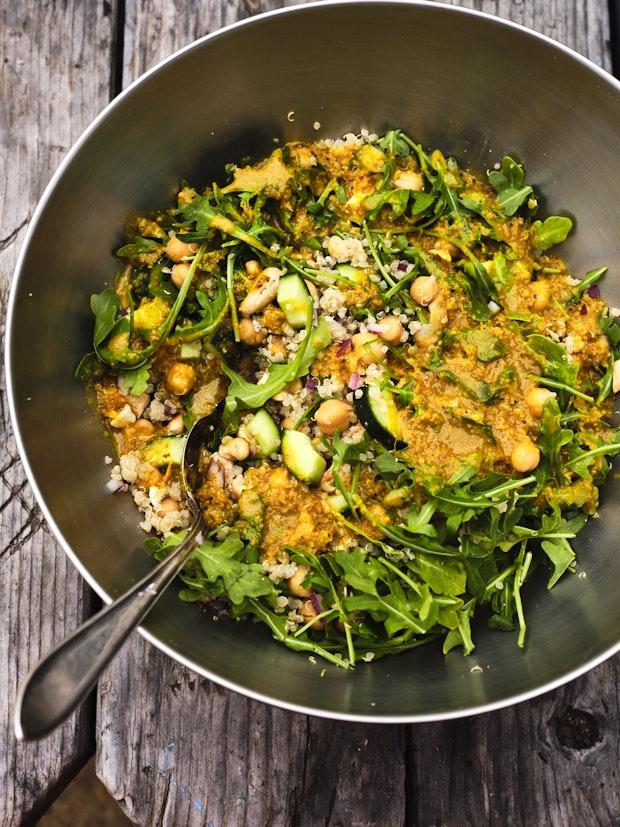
{"left": 277, "top": 274, "right": 312, "bottom": 329}
{"left": 281, "top": 429, "right": 326, "bottom": 485}
{"left": 326, "top": 492, "right": 349, "bottom": 513}
{"left": 354, "top": 383, "right": 407, "bottom": 450}
{"left": 245, "top": 408, "right": 281, "bottom": 457}
{"left": 141, "top": 435, "right": 186, "bottom": 467}
{"left": 336, "top": 264, "right": 365, "bottom": 284}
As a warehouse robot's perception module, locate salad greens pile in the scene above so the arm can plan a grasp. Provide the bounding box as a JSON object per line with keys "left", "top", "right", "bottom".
{"left": 80, "top": 129, "right": 620, "bottom": 668}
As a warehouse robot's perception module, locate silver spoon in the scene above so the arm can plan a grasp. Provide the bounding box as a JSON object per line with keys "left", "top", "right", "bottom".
{"left": 14, "top": 402, "right": 224, "bottom": 741}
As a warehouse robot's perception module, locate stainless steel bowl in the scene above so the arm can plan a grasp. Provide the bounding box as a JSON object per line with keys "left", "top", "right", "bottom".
{"left": 7, "top": 1, "right": 620, "bottom": 722}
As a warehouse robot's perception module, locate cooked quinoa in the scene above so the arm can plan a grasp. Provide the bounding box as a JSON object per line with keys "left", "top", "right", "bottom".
{"left": 77, "top": 129, "right": 620, "bottom": 667}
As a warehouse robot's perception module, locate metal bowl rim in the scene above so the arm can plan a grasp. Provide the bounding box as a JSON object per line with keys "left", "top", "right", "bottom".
{"left": 6, "top": 0, "right": 620, "bottom": 723}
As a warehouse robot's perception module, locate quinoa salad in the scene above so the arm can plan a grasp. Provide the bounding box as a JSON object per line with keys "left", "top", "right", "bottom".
{"left": 76, "top": 129, "right": 620, "bottom": 668}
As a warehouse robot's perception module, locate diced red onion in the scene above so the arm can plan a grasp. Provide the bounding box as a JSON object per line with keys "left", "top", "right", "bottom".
{"left": 105, "top": 479, "right": 125, "bottom": 494}
{"left": 588, "top": 285, "right": 601, "bottom": 299}
{"left": 348, "top": 372, "right": 361, "bottom": 390}
{"left": 337, "top": 338, "right": 352, "bottom": 356}
{"left": 397, "top": 261, "right": 409, "bottom": 272}
{"left": 163, "top": 401, "right": 176, "bottom": 417}
{"left": 208, "top": 459, "right": 225, "bottom": 487}
{"left": 310, "top": 592, "right": 323, "bottom": 614}
{"left": 119, "top": 307, "right": 129, "bottom": 317}
{"left": 305, "top": 376, "right": 318, "bottom": 391}
{"left": 580, "top": 304, "right": 588, "bottom": 315}
{"left": 366, "top": 323, "right": 383, "bottom": 334}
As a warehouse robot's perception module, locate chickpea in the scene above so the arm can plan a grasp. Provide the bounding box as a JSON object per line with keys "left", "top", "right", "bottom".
{"left": 239, "top": 317, "right": 267, "bottom": 346}
{"left": 531, "top": 280, "right": 550, "bottom": 311}
{"left": 613, "top": 359, "right": 620, "bottom": 393}
{"left": 374, "top": 316, "right": 404, "bottom": 345}
{"left": 393, "top": 170, "right": 425, "bottom": 192}
{"left": 289, "top": 564, "right": 312, "bottom": 598}
{"left": 124, "top": 418, "right": 155, "bottom": 442}
{"left": 157, "top": 497, "right": 180, "bottom": 517}
{"left": 171, "top": 262, "right": 190, "bottom": 289}
{"left": 244, "top": 259, "right": 262, "bottom": 277}
{"left": 219, "top": 437, "right": 250, "bottom": 461}
{"left": 166, "top": 234, "right": 198, "bottom": 262}
{"left": 166, "top": 362, "right": 197, "bottom": 396}
{"left": 315, "top": 399, "right": 353, "bottom": 436}
{"left": 410, "top": 275, "right": 438, "bottom": 306}
{"left": 525, "top": 387, "right": 556, "bottom": 418}
{"left": 511, "top": 438, "right": 541, "bottom": 472}
{"left": 414, "top": 324, "right": 438, "bottom": 349}
{"left": 166, "top": 414, "right": 185, "bottom": 435}
{"left": 300, "top": 599, "right": 325, "bottom": 630}
{"left": 352, "top": 332, "right": 387, "bottom": 366}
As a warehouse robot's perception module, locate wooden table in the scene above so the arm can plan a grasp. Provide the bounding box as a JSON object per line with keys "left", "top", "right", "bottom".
{"left": 1, "top": 1, "right": 619, "bottom": 824}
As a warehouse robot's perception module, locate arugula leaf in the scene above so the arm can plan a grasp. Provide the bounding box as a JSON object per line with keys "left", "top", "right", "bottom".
{"left": 537, "top": 398, "right": 574, "bottom": 481}
{"left": 532, "top": 216, "right": 573, "bottom": 250}
{"left": 119, "top": 363, "right": 151, "bottom": 395}
{"left": 171, "top": 276, "right": 229, "bottom": 343}
{"left": 378, "top": 130, "right": 411, "bottom": 158}
{"left": 188, "top": 533, "right": 274, "bottom": 605}
{"left": 115, "top": 236, "right": 163, "bottom": 260}
{"left": 216, "top": 314, "right": 331, "bottom": 412}
{"left": 541, "top": 538, "right": 575, "bottom": 588}
{"left": 410, "top": 552, "right": 466, "bottom": 596}
{"left": 468, "top": 329, "right": 505, "bottom": 362}
{"left": 488, "top": 156, "right": 533, "bottom": 216}
{"left": 91, "top": 289, "right": 121, "bottom": 347}
{"left": 568, "top": 266, "right": 608, "bottom": 304}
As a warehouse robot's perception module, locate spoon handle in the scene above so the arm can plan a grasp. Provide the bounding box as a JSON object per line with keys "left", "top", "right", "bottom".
{"left": 14, "top": 519, "right": 202, "bottom": 741}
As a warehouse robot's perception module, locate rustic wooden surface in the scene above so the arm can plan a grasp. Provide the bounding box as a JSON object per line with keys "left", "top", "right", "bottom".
{"left": 1, "top": 1, "right": 618, "bottom": 825}
{"left": 0, "top": 1, "right": 118, "bottom": 824}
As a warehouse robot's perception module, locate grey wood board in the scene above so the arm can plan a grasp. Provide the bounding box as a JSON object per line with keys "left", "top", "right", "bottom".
{"left": 0, "top": 1, "right": 119, "bottom": 823}
{"left": 96, "top": 1, "right": 619, "bottom": 826}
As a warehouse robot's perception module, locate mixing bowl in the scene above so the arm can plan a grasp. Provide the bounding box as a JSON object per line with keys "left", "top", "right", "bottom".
{"left": 7, "top": 1, "right": 620, "bottom": 722}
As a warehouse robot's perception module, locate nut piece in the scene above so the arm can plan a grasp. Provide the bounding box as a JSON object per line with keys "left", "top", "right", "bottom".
{"left": 613, "top": 359, "right": 620, "bottom": 394}
{"left": 166, "top": 414, "right": 185, "bottom": 435}
{"left": 300, "top": 599, "right": 325, "bottom": 630}
{"left": 410, "top": 275, "right": 438, "bottom": 306}
{"left": 239, "top": 267, "right": 282, "bottom": 316}
{"left": 525, "top": 387, "right": 556, "bottom": 418}
{"left": 315, "top": 399, "right": 354, "bottom": 436}
{"left": 288, "top": 564, "right": 312, "bottom": 598}
{"left": 166, "top": 362, "right": 197, "bottom": 396}
{"left": 531, "top": 280, "right": 551, "bottom": 311}
{"left": 171, "top": 263, "right": 190, "bottom": 289}
{"left": 219, "top": 437, "right": 250, "bottom": 461}
{"left": 166, "top": 234, "right": 198, "bottom": 262}
{"left": 510, "top": 438, "right": 541, "bottom": 472}
{"left": 393, "top": 170, "right": 425, "bottom": 192}
{"left": 352, "top": 332, "right": 387, "bottom": 366}
{"left": 374, "top": 316, "right": 404, "bottom": 345}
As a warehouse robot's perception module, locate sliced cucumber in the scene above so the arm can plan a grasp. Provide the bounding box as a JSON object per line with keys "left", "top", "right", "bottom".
{"left": 281, "top": 429, "right": 326, "bottom": 485}
{"left": 326, "top": 492, "right": 348, "bottom": 513}
{"left": 336, "top": 264, "right": 365, "bottom": 285}
{"left": 354, "top": 383, "right": 407, "bottom": 450}
{"left": 245, "top": 408, "right": 281, "bottom": 457}
{"left": 277, "top": 274, "right": 312, "bottom": 328}
{"left": 180, "top": 341, "right": 201, "bottom": 359}
{"left": 141, "top": 435, "right": 186, "bottom": 467}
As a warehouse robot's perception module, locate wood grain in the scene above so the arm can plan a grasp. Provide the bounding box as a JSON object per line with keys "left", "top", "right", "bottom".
{"left": 0, "top": 1, "right": 118, "bottom": 823}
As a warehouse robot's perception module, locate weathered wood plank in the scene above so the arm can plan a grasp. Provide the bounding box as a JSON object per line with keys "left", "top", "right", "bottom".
{"left": 0, "top": 1, "right": 119, "bottom": 823}
{"left": 437, "top": 0, "right": 612, "bottom": 72}
{"left": 408, "top": 657, "right": 620, "bottom": 826}
{"left": 98, "top": 640, "right": 406, "bottom": 826}
{"left": 97, "top": 1, "right": 616, "bottom": 826}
